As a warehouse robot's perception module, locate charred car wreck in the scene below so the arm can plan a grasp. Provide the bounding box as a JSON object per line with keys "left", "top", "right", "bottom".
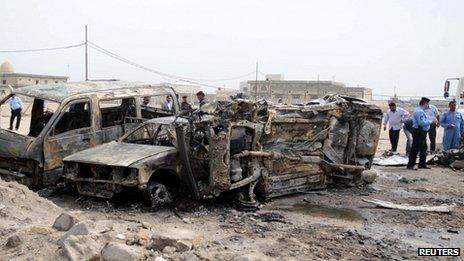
{"left": 0, "top": 81, "right": 178, "bottom": 188}
{"left": 62, "top": 95, "right": 382, "bottom": 207}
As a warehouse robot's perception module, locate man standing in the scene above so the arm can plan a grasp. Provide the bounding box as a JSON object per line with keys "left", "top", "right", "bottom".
{"left": 161, "top": 96, "right": 174, "bottom": 112}
{"left": 407, "top": 97, "right": 437, "bottom": 170}
{"left": 440, "top": 100, "right": 464, "bottom": 151}
{"left": 403, "top": 118, "right": 414, "bottom": 155}
{"left": 9, "top": 94, "right": 22, "bottom": 131}
{"left": 196, "top": 91, "right": 207, "bottom": 109}
{"left": 424, "top": 102, "right": 440, "bottom": 153}
{"left": 142, "top": 96, "right": 150, "bottom": 108}
{"left": 383, "top": 102, "right": 409, "bottom": 153}
{"left": 181, "top": 95, "right": 192, "bottom": 111}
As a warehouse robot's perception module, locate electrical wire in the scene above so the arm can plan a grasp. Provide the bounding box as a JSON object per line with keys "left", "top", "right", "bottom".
{"left": 87, "top": 41, "right": 238, "bottom": 90}
{"left": 0, "top": 43, "right": 85, "bottom": 53}
{"left": 0, "top": 39, "right": 248, "bottom": 90}
{"left": 89, "top": 41, "right": 253, "bottom": 83}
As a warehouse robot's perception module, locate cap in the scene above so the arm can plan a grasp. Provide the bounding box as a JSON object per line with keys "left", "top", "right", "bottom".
{"left": 420, "top": 97, "right": 430, "bottom": 103}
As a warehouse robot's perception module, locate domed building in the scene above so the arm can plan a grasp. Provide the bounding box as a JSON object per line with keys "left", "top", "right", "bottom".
{"left": 0, "top": 61, "right": 14, "bottom": 74}
{"left": 0, "top": 60, "right": 68, "bottom": 88}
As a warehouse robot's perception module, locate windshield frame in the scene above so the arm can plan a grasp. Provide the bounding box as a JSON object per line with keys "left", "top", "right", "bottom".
{"left": 0, "top": 93, "right": 61, "bottom": 137}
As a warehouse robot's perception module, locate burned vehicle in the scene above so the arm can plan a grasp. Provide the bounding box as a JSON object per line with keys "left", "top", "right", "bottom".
{"left": 62, "top": 95, "right": 382, "bottom": 207}
{"left": 0, "top": 81, "right": 179, "bottom": 188}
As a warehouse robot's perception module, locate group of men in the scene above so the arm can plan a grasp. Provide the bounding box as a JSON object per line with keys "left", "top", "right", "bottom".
{"left": 142, "top": 90, "right": 208, "bottom": 113}
{"left": 383, "top": 97, "right": 464, "bottom": 169}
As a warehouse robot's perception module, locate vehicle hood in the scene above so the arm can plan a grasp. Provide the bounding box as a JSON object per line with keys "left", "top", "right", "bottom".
{"left": 63, "top": 141, "right": 176, "bottom": 167}
{"left": 0, "top": 130, "right": 35, "bottom": 158}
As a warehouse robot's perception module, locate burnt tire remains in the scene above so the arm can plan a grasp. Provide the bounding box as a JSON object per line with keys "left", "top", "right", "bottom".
{"left": 145, "top": 182, "right": 173, "bottom": 208}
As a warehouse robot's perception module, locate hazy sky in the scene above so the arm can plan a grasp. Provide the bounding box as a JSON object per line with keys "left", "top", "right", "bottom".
{"left": 1, "top": 0, "right": 464, "bottom": 97}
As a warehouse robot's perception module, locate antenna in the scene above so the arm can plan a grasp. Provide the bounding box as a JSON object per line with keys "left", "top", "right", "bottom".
{"left": 254, "top": 61, "right": 258, "bottom": 101}
{"left": 85, "top": 25, "right": 88, "bottom": 81}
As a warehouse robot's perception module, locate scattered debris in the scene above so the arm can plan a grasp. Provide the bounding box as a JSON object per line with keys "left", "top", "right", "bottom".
{"left": 232, "top": 252, "right": 271, "bottom": 261}
{"left": 53, "top": 212, "right": 78, "bottom": 231}
{"left": 101, "top": 242, "right": 144, "bottom": 261}
{"left": 431, "top": 147, "right": 464, "bottom": 169}
{"left": 5, "top": 235, "right": 21, "bottom": 248}
{"left": 141, "top": 222, "right": 151, "bottom": 229}
{"left": 116, "top": 233, "right": 126, "bottom": 240}
{"left": 30, "top": 226, "right": 53, "bottom": 235}
{"left": 373, "top": 155, "right": 434, "bottom": 166}
{"left": 62, "top": 235, "right": 102, "bottom": 261}
{"left": 447, "top": 228, "right": 459, "bottom": 234}
{"left": 59, "top": 221, "right": 93, "bottom": 245}
{"left": 361, "top": 170, "right": 378, "bottom": 184}
{"left": 363, "top": 199, "right": 455, "bottom": 213}
{"left": 398, "top": 177, "right": 428, "bottom": 184}
{"left": 149, "top": 227, "right": 201, "bottom": 252}
{"left": 439, "top": 235, "right": 451, "bottom": 241}
{"left": 256, "top": 212, "right": 287, "bottom": 223}
{"left": 162, "top": 246, "right": 177, "bottom": 254}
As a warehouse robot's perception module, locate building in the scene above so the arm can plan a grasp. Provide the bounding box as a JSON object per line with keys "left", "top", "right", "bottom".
{"left": 240, "top": 74, "right": 372, "bottom": 104}
{"left": 0, "top": 61, "right": 68, "bottom": 88}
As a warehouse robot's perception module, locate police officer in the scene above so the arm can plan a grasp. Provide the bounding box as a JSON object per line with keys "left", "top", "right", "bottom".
{"left": 407, "top": 97, "right": 437, "bottom": 170}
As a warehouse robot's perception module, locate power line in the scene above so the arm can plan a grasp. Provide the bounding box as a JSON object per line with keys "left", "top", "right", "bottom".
{"left": 0, "top": 43, "right": 85, "bottom": 53}
{"left": 87, "top": 41, "right": 237, "bottom": 90}
{"left": 88, "top": 41, "right": 253, "bottom": 83}
{"left": 0, "top": 38, "right": 248, "bottom": 90}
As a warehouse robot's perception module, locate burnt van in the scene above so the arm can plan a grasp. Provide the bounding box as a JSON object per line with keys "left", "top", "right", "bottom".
{"left": 0, "top": 81, "right": 179, "bottom": 188}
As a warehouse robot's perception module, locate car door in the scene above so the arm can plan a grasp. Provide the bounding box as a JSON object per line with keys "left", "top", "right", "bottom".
{"left": 43, "top": 99, "right": 96, "bottom": 172}
{"left": 96, "top": 97, "right": 142, "bottom": 143}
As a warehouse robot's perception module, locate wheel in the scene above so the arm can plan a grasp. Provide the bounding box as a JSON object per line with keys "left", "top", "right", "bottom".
{"left": 144, "top": 181, "right": 173, "bottom": 207}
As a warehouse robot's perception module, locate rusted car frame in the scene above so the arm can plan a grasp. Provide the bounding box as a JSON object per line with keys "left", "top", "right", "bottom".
{"left": 0, "top": 81, "right": 179, "bottom": 188}
{"left": 62, "top": 95, "right": 382, "bottom": 207}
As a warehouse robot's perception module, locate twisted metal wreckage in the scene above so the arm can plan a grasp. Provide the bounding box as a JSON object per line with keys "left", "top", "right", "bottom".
{"left": 62, "top": 94, "right": 383, "bottom": 208}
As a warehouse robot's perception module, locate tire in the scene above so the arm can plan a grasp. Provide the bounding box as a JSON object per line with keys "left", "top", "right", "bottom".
{"left": 144, "top": 181, "right": 173, "bottom": 208}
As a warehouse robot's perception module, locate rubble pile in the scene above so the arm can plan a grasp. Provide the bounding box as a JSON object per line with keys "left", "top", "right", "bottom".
{"left": 0, "top": 177, "right": 62, "bottom": 228}
{"left": 433, "top": 146, "right": 464, "bottom": 169}
{"left": 0, "top": 178, "right": 208, "bottom": 260}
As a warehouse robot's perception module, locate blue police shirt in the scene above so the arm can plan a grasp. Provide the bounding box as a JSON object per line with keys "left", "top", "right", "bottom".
{"left": 9, "top": 96, "right": 23, "bottom": 110}
{"left": 412, "top": 106, "right": 432, "bottom": 131}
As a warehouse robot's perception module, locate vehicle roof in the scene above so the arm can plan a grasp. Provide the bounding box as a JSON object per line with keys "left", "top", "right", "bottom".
{"left": 13, "top": 81, "right": 174, "bottom": 102}
{"left": 144, "top": 116, "right": 189, "bottom": 125}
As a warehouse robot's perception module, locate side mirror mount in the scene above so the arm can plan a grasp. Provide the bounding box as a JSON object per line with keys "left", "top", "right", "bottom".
{"left": 444, "top": 80, "right": 450, "bottom": 98}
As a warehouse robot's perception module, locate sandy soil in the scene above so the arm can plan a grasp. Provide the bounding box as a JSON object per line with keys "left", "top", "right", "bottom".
{"left": 0, "top": 114, "right": 463, "bottom": 260}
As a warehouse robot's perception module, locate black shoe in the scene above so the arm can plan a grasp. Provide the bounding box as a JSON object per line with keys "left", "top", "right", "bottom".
{"left": 406, "top": 165, "right": 417, "bottom": 170}
{"left": 418, "top": 165, "right": 431, "bottom": 169}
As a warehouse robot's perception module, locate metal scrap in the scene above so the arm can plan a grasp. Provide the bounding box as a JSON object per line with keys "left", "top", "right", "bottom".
{"left": 363, "top": 198, "right": 456, "bottom": 213}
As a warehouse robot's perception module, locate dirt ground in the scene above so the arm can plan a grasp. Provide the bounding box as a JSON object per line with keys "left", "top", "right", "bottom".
{"left": 1, "top": 117, "right": 463, "bottom": 260}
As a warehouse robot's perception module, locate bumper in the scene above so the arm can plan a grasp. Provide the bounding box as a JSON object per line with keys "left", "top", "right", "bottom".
{"left": 0, "top": 168, "right": 32, "bottom": 186}
{"left": 63, "top": 174, "right": 139, "bottom": 198}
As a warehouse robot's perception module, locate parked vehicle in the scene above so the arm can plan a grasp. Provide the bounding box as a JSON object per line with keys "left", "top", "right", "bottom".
{"left": 62, "top": 95, "right": 383, "bottom": 208}
{"left": 0, "top": 81, "right": 178, "bottom": 188}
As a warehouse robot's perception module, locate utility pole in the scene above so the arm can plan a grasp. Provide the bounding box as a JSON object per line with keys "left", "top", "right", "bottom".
{"left": 254, "top": 61, "right": 258, "bottom": 101}
{"left": 85, "top": 25, "right": 88, "bottom": 81}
